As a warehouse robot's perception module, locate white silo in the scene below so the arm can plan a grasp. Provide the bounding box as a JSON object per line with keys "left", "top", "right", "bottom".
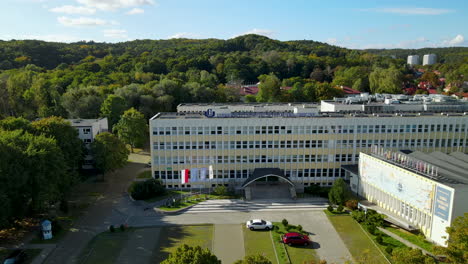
{"left": 423, "top": 54, "right": 437, "bottom": 65}
{"left": 407, "top": 55, "right": 420, "bottom": 65}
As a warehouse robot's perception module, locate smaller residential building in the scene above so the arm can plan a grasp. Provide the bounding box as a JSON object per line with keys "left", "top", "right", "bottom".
{"left": 68, "top": 118, "right": 108, "bottom": 169}
{"left": 349, "top": 146, "right": 468, "bottom": 246}
{"left": 423, "top": 54, "right": 437, "bottom": 65}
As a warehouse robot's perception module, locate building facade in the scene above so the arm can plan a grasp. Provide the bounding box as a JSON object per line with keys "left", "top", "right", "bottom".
{"left": 407, "top": 55, "right": 420, "bottom": 65}
{"left": 423, "top": 54, "right": 437, "bottom": 65}
{"left": 69, "top": 118, "right": 108, "bottom": 169}
{"left": 351, "top": 149, "right": 468, "bottom": 246}
{"left": 150, "top": 102, "right": 467, "bottom": 190}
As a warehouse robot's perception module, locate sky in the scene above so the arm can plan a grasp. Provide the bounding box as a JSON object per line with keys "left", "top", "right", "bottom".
{"left": 1, "top": 0, "right": 467, "bottom": 49}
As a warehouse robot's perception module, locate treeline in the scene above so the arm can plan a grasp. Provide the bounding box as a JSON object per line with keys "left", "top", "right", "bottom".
{"left": 365, "top": 47, "right": 468, "bottom": 64}
{"left": 0, "top": 35, "right": 467, "bottom": 121}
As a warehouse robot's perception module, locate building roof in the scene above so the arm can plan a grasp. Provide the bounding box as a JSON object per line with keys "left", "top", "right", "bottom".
{"left": 340, "top": 86, "right": 361, "bottom": 95}
{"left": 239, "top": 85, "right": 259, "bottom": 95}
{"left": 67, "top": 118, "right": 106, "bottom": 127}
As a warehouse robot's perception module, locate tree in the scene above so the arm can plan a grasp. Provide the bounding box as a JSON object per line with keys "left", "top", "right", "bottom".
{"left": 328, "top": 178, "right": 346, "bottom": 205}
{"left": 113, "top": 108, "right": 148, "bottom": 152}
{"left": 434, "top": 213, "right": 468, "bottom": 263}
{"left": 391, "top": 248, "right": 435, "bottom": 264}
{"left": 369, "top": 67, "right": 403, "bottom": 94}
{"left": 161, "top": 244, "right": 221, "bottom": 264}
{"left": 0, "top": 116, "right": 33, "bottom": 132}
{"left": 100, "top": 94, "right": 127, "bottom": 129}
{"left": 92, "top": 132, "right": 129, "bottom": 179}
{"left": 234, "top": 254, "right": 272, "bottom": 264}
{"left": 257, "top": 73, "right": 281, "bottom": 102}
{"left": 420, "top": 72, "right": 439, "bottom": 87}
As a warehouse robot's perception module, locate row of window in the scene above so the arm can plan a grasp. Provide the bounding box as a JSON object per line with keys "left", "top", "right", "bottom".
{"left": 154, "top": 154, "right": 331, "bottom": 165}
{"left": 154, "top": 137, "right": 465, "bottom": 151}
{"left": 153, "top": 123, "right": 467, "bottom": 136}
{"left": 154, "top": 168, "right": 346, "bottom": 180}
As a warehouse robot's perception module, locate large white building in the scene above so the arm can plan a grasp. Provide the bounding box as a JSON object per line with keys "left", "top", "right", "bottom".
{"left": 69, "top": 118, "right": 108, "bottom": 169}
{"left": 407, "top": 55, "right": 420, "bottom": 65}
{"left": 350, "top": 147, "right": 468, "bottom": 246}
{"left": 423, "top": 54, "right": 437, "bottom": 65}
{"left": 149, "top": 101, "right": 467, "bottom": 193}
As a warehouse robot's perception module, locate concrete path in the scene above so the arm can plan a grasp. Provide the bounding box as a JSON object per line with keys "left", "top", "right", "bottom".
{"left": 213, "top": 224, "right": 244, "bottom": 264}
{"left": 115, "top": 228, "right": 161, "bottom": 264}
{"left": 378, "top": 227, "right": 433, "bottom": 256}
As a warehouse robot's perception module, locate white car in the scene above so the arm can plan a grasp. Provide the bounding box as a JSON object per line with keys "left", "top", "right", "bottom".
{"left": 246, "top": 219, "right": 273, "bottom": 231}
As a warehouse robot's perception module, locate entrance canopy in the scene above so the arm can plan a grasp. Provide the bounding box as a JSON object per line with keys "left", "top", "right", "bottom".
{"left": 241, "top": 168, "right": 294, "bottom": 188}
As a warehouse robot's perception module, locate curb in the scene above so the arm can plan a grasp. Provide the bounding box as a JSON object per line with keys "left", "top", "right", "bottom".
{"left": 153, "top": 204, "right": 197, "bottom": 215}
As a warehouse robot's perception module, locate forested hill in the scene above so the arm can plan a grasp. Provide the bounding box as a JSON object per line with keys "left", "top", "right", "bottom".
{"left": 0, "top": 34, "right": 466, "bottom": 121}
{"left": 364, "top": 47, "right": 468, "bottom": 64}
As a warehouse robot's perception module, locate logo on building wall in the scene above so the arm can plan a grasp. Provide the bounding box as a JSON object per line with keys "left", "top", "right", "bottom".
{"left": 397, "top": 182, "right": 403, "bottom": 193}
{"left": 204, "top": 109, "right": 215, "bottom": 117}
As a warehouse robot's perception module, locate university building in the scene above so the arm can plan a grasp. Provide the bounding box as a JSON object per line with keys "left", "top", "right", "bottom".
{"left": 149, "top": 96, "right": 467, "bottom": 193}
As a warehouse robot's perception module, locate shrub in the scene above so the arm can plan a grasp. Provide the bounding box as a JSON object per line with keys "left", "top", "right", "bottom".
{"left": 367, "top": 224, "right": 376, "bottom": 235}
{"left": 385, "top": 246, "right": 394, "bottom": 255}
{"left": 297, "top": 225, "right": 303, "bottom": 232}
{"left": 129, "top": 179, "right": 166, "bottom": 200}
{"left": 327, "top": 205, "right": 334, "bottom": 212}
{"left": 120, "top": 224, "right": 125, "bottom": 231}
{"left": 351, "top": 210, "right": 366, "bottom": 222}
{"left": 109, "top": 225, "right": 115, "bottom": 232}
{"left": 376, "top": 233, "right": 383, "bottom": 244}
{"left": 59, "top": 199, "right": 69, "bottom": 213}
{"left": 213, "top": 185, "right": 228, "bottom": 196}
{"left": 282, "top": 219, "right": 289, "bottom": 227}
{"left": 337, "top": 205, "right": 344, "bottom": 212}
{"left": 345, "top": 200, "right": 358, "bottom": 210}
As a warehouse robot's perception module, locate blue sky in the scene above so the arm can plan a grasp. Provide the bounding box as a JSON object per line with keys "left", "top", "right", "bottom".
{"left": 1, "top": 0, "right": 467, "bottom": 49}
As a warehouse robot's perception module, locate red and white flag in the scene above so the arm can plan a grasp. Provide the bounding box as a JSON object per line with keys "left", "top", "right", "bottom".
{"left": 181, "top": 169, "right": 190, "bottom": 184}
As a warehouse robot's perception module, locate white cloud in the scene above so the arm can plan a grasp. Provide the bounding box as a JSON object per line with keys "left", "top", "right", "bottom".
{"left": 58, "top": 16, "right": 109, "bottom": 27}
{"left": 77, "top": 0, "right": 154, "bottom": 11}
{"left": 168, "top": 32, "right": 201, "bottom": 39}
{"left": 232, "top": 28, "right": 275, "bottom": 38}
{"left": 126, "top": 7, "right": 144, "bottom": 15}
{"left": 360, "top": 7, "right": 454, "bottom": 15}
{"left": 443, "top": 34, "right": 465, "bottom": 46}
{"left": 104, "top": 29, "right": 128, "bottom": 38}
{"left": 50, "top": 5, "right": 96, "bottom": 15}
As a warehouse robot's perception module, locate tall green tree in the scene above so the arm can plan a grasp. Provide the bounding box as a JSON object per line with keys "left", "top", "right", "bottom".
{"left": 100, "top": 94, "right": 127, "bottom": 128}
{"left": 369, "top": 67, "right": 403, "bottom": 94}
{"left": 113, "top": 108, "right": 148, "bottom": 152}
{"left": 328, "top": 178, "right": 347, "bottom": 205}
{"left": 92, "top": 132, "right": 129, "bottom": 179}
{"left": 161, "top": 244, "right": 221, "bottom": 264}
{"left": 0, "top": 116, "right": 33, "bottom": 131}
{"left": 434, "top": 213, "right": 468, "bottom": 263}
{"left": 257, "top": 73, "right": 281, "bottom": 102}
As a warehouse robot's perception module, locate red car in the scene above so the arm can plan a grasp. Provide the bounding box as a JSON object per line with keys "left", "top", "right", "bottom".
{"left": 282, "top": 232, "right": 310, "bottom": 246}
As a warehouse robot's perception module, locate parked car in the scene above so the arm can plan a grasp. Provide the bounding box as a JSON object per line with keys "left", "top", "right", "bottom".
{"left": 3, "top": 249, "right": 27, "bottom": 264}
{"left": 246, "top": 219, "right": 273, "bottom": 231}
{"left": 282, "top": 232, "right": 310, "bottom": 246}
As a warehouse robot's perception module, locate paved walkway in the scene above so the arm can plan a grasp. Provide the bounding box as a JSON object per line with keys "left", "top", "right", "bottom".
{"left": 378, "top": 227, "right": 433, "bottom": 256}
{"left": 115, "top": 228, "right": 161, "bottom": 264}
{"left": 213, "top": 224, "right": 244, "bottom": 264}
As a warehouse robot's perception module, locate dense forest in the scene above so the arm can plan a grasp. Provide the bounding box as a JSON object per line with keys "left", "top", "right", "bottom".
{"left": 0, "top": 34, "right": 467, "bottom": 122}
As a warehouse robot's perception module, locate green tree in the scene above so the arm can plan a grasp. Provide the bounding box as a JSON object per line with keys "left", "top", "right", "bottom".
{"left": 391, "top": 248, "right": 435, "bottom": 264}
{"left": 32, "top": 116, "right": 84, "bottom": 185}
{"left": 161, "top": 244, "right": 221, "bottom": 264}
{"left": 113, "top": 108, "right": 148, "bottom": 152}
{"left": 0, "top": 116, "right": 33, "bottom": 131}
{"left": 234, "top": 254, "right": 272, "bottom": 264}
{"left": 257, "top": 73, "right": 281, "bottom": 102}
{"left": 434, "top": 213, "right": 468, "bottom": 263}
{"left": 328, "top": 178, "right": 346, "bottom": 205}
{"left": 369, "top": 67, "right": 403, "bottom": 94}
{"left": 420, "top": 72, "right": 439, "bottom": 87}
{"left": 92, "top": 132, "right": 129, "bottom": 179}
{"left": 100, "top": 94, "right": 127, "bottom": 128}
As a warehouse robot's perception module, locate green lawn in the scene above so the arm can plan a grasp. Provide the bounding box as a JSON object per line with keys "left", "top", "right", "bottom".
{"left": 384, "top": 226, "right": 435, "bottom": 253}
{"left": 242, "top": 226, "right": 278, "bottom": 264}
{"left": 328, "top": 215, "right": 389, "bottom": 264}
{"left": 271, "top": 222, "right": 317, "bottom": 264}
{"left": 78, "top": 229, "right": 132, "bottom": 264}
{"left": 152, "top": 225, "right": 213, "bottom": 263}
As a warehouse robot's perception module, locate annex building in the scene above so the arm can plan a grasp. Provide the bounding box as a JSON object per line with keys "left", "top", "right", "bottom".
{"left": 149, "top": 95, "right": 468, "bottom": 196}
{"left": 350, "top": 146, "right": 468, "bottom": 246}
